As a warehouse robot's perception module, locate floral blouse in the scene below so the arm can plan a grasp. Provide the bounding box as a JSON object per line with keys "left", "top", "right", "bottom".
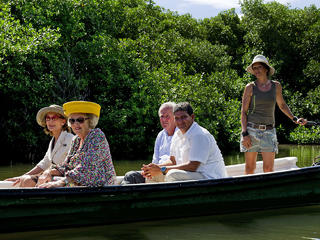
{"left": 57, "top": 128, "right": 116, "bottom": 187}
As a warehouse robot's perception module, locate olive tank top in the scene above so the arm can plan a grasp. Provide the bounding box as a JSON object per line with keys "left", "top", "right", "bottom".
{"left": 247, "top": 81, "right": 276, "bottom": 125}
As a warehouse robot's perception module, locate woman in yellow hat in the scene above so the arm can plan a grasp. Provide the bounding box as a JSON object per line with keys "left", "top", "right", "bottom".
{"left": 38, "top": 101, "right": 116, "bottom": 187}
{"left": 5, "top": 105, "right": 74, "bottom": 187}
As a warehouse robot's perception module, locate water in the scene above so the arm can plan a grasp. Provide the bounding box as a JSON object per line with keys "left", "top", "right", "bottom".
{"left": 1, "top": 144, "right": 320, "bottom": 239}
{"left": 1, "top": 206, "right": 320, "bottom": 240}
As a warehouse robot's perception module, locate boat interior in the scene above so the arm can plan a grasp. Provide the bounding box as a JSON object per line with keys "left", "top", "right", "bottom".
{"left": 0, "top": 157, "right": 300, "bottom": 188}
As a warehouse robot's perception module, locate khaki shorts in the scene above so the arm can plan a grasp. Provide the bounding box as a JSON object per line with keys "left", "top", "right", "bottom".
{"left": 240, "top": 126, "right": 278, "bottom": 153}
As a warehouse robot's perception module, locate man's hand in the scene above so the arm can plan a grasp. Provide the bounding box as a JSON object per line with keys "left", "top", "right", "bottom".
{"left": 141, "top": 163, "right": 162, "bottom": 179}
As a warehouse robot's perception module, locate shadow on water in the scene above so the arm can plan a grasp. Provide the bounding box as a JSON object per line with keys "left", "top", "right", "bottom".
{"left": 1, "top": 205, "right": 320, "bottom": 240}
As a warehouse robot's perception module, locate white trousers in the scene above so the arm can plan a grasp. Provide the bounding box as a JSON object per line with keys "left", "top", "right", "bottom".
{"left": 146, "top": 169, "right": 206, "bottom": 183}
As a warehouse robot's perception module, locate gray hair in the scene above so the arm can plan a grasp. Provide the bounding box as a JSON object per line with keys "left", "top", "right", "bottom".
{"left": 87, "top": 113, "right": 99, "bottom": 129}
{"left": 158, "top": 102, "right": 176, "bottom": 117}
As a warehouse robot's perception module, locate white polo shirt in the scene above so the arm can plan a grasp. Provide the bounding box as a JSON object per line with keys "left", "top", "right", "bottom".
{"left": 170, "top": 122, "right": 227, "bottom": 179}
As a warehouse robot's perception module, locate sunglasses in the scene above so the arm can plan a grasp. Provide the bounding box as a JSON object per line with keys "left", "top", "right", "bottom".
{"left": 68, "top": 117, "right": 89, "bottom": 124}
{"left": 46, "top": 115, "right": 62, "bottom": 121}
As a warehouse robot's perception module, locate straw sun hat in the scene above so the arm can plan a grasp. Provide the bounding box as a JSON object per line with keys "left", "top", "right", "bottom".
{"left": 246, "top": 55, "right": 275, "bottom": 76}
{"left": 36, "top": 105, "right": 66, "bottom": 127}
{"left": 63, "top": 101, "right": 101, "bottom": 117}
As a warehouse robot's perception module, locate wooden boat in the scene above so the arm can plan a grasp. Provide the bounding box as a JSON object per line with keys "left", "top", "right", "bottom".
{"left": 1, "top": 157, "right": 320, "bottom": 233}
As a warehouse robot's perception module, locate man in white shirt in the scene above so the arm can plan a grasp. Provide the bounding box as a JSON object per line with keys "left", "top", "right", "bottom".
{"left": 142, "top": 102, "right": 227, "bottom": 182}
{"left": 121, "top": 102, "right": 177, "bottom": 184}
{"left": 152, "top": 103, "right": 177, "bottom": 165}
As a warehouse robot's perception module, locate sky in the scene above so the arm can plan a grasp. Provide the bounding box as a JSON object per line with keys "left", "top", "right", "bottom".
{"left": 153, "top": 0, "right": 320, "bottom": 19}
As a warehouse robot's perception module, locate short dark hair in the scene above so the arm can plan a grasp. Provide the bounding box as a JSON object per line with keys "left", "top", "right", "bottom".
{"left": 260, "top": 62, "right": 271, "bottom": 76}
{"left": 173, "top": 102, "right": 193, "bottom": 116}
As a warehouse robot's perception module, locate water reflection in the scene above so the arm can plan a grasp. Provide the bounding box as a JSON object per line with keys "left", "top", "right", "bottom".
{"left": 223, "top": 144, "right": 320, "bottom": 167}
{"left": 1, "top": 206, "right": 320, "bottom": 240}
{"left": 281, "top": 144, "right": 320, "bottom": 167}
{"left": 1, "top": 145, "right": 319, "bottom": 178}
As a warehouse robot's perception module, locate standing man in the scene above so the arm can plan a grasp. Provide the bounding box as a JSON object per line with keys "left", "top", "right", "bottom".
{"left": 142, "top": 102, "right": 227, "bottom": 182}
{"left": 121, "top": 102, "right": 177, "bottom": 184}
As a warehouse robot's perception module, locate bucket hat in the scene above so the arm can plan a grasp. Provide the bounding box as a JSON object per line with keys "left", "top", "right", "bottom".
{"left": 63, "top": 101, "right": 101, "bottom": 117}
{"left": 36, "top": 105, "right": 66, "bottom": 127}
{"left": 246, "top": 55, "right": 275, "bottom": 76}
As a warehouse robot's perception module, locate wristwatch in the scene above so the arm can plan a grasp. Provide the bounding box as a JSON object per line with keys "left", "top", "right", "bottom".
{"left": 242, "top": 131, "right": 249, "bottom": 137}
{"left": 292, "top": 116, "right": 298, "bottom": 123}
{"left": 64, "top": 177, "right": 69, "bottom": 186}
{"left": 160, "top": 166, "right": 167, "bottom": 175}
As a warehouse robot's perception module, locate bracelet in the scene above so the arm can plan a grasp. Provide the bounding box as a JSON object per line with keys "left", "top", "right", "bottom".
{"left": 242, "top": 131, "right": 249, "bottom": 137}
{"left": 63, "top": 177, "right": 75, "bottom": 187}
{"left": 292, "top": 116, "right": 298, "bottom": 123}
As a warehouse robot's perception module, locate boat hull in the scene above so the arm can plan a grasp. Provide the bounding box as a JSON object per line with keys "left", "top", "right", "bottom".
{"left": 1, "top": 166, "right": 320, "bottom": 232}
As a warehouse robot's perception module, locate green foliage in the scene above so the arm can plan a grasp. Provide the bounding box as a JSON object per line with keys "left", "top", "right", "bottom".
{"left": 1, "top": 0, "right": 320, "bottom": 164}
{"left": 290, "top": 126, "right": 320, "bottom": 144}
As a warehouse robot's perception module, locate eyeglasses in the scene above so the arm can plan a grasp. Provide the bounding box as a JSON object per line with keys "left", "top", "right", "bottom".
{"left": 68, "top": 117, "right": 89, "bottom": 124}
{"left": 46, "top": 115, "right": 62, "bottom": 121}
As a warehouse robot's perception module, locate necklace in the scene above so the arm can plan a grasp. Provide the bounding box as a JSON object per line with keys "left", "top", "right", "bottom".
{"left": 258, "top": 80, "right": 270, "bottom": 88}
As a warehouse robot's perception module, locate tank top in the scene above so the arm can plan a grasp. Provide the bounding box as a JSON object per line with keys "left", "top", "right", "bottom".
{"left": 247, "top": 81, "right": 276, "bottom": 125}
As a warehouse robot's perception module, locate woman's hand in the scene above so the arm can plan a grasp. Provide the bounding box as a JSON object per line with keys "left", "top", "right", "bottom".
{"left": 241, "top": 135, "right": 252, "bottom": 150}
{"left": 36, "top": 170, "right": 52, "bottom": 186}
{"left": 5, "top": 176, "right": 23, "bottom": 186}
{"left": 5, "top": 176, "right": 19, "bottom": 181}
{"left": 297, "top": 118, "right": 307, "bottom": 126}
{"left": 38, "top": 179, "right": 65, "bottom": 188}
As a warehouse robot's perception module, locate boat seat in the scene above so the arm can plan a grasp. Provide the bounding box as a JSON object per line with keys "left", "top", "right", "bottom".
{"left": 115, "top": 176, "right": 124, "bottom": 185}
{"left": 115, "top": 157, "right": 299, "bottom": 184}
{"left": 226, "top": 157, "right": 298, "bottom": 177}
{"left": 0, "top": 180, "right": 15, "bottom": 188}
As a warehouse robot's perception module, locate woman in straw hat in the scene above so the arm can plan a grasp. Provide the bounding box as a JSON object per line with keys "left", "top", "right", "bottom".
{"left": 240, "top": 55, "right": 306, "bottom": 174}
{"left": 38, "top": 101, "right": 116, "bottom": 188}
{"left": 5, "top": 105, "right": 74, "bottom": 187}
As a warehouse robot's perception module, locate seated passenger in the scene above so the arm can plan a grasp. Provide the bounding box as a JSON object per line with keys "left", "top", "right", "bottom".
{"left": 121, "top": 102, "right": 177, "bottom": 184}
{"left": 5, "top": 105, "right": 73, "bottom": 187}
{"left": 38, "top": 101, "right": 116, "bottom": 188}
{"left": 142, "top": 102, "right": 227, "bottom": 182}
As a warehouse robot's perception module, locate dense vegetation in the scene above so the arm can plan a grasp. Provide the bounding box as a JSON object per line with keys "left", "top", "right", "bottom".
{"left": 1, "top": 0, "right": 319, "bottom": 165}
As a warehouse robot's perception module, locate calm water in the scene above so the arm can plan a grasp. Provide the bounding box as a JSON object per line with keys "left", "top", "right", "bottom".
{"left": 1, "top": 205, "right": 320, "bottom": 240}
{"left": 1, "top": 144, "right": 320, "bottom": 239}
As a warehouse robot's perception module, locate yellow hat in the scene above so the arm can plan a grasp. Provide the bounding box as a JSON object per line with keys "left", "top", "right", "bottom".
{"left": 63, "top": 101, "right": 101, "bottom": 117}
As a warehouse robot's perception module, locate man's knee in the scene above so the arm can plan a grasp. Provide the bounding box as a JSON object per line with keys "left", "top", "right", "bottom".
{"left": 122, "top": 171, "right": 145, "bottom": 184}
{"left": 165, "top": 169, "right": 187, "bottom": 182}
{"left": 165, "top": 169, "right": 205, "bottom": 182}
